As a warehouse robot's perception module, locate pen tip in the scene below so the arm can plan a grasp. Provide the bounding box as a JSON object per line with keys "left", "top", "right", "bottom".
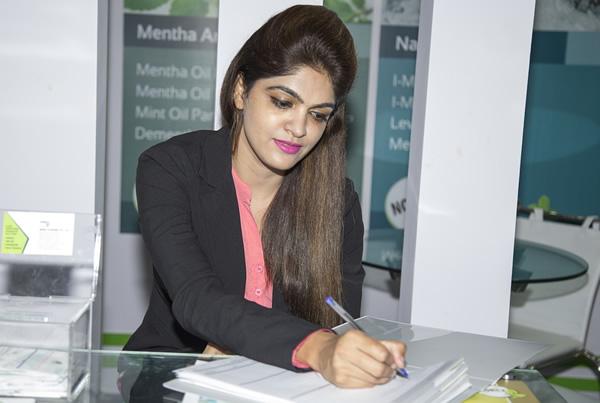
{"left": 325, "top": 296, "right": 333, "bottom": 304}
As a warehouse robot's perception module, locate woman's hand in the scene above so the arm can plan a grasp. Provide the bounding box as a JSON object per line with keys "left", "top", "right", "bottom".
{"left": 202, "top": 343, "right": 232, "bottom": 355}
{"left": 295, "top": 330, "right": 406, "bottom": 388}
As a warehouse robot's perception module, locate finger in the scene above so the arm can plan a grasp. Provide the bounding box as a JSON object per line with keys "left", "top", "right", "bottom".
{"left": 342, "top": 330, "right": 389, "bottom": 361}
{"left": 380, "top": 340, "right": 407, "bottom": 369}
{"left": 336, "top": 332, "right": 398, "bottom": 382}
{"left": 350, "top": 333, "right": 396, "bottom": 367}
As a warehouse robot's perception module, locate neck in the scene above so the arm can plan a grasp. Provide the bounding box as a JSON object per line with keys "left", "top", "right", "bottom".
{"left": 232, "top": 155, "right": 283, "bottom": 231}
{"left": 232, "top": 154, "right": 283, "bottom": 199}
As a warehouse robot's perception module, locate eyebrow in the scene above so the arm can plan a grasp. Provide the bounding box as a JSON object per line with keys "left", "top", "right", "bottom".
{"left": 266, "top": 85, "right": 335, "bottom": 109}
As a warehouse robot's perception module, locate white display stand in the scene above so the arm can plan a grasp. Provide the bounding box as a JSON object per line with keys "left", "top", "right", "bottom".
{"left": 0, "top": 210, "right": 102, "bottom": 400}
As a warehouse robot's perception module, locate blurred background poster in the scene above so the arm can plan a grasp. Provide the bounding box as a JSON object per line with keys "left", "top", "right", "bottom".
{"left": 120, "top": 0, "right": 218, "bottom": 233}
{"left": 328, "top": 0, "right": 421, "bottom": 267}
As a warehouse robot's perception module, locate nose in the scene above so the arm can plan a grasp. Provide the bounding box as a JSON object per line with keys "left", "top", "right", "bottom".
{"left": 285, "top": 111, "right": 307, "bottom": 138}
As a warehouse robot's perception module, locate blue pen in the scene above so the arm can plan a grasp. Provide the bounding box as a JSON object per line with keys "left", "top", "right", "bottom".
{"left": 325, "top": 296, "right": 409, "bottom": 378}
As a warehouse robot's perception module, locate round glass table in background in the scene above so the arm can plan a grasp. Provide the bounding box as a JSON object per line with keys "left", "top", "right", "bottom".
{"left": 362, "top": 228, "right": 589, "bottom": 291}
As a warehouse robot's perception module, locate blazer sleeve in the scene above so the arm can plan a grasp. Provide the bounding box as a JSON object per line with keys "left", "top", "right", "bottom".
{"left": 135, "top": 140, "right": 322, "bottom": 371}
{"left": 341, "top": 179, "right": 366, "bottom": 317}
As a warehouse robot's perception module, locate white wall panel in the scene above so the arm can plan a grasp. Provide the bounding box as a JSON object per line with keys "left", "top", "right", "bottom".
{"left": 0, "top": 1, "right": 102, "bottom": 214}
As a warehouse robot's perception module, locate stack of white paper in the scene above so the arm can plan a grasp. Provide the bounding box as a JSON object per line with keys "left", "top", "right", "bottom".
{"left": 0, "top": 346, "right": 70, "bottom": 398}
{"left": 164, "top": 356, "right": 474, "bottom": 403}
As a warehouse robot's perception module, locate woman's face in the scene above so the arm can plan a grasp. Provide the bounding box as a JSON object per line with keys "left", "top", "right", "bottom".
{"left": 233, "top": 66, "right": 335, "bottom": 177}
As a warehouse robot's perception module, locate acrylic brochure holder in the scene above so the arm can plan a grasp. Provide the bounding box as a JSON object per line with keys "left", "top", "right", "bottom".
{"left": 0, "top": 209, "right": 102, "bottom": 400}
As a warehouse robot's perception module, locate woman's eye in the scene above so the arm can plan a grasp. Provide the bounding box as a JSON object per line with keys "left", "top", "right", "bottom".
{"left": 312, "top": 112, "right": 330, "bottom": 123}
{"left": 271, "top": 97, "right": 292, "bottom": 109}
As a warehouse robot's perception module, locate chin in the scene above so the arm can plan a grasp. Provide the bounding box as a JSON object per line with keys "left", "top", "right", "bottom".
{"left": 266, "top": 159, "right": 299, "bottom": 175}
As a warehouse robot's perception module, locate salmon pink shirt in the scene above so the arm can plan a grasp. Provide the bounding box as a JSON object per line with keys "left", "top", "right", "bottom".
{"left": 232, "top": 168, "right": 324, "bottom": 369}
{"left": 232, "top": 168, "right": 273, "bottom": 307}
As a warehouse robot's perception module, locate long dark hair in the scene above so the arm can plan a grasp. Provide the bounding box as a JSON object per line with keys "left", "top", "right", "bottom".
{"left": 220, "top": 5, "right": 357, "bottom": 328}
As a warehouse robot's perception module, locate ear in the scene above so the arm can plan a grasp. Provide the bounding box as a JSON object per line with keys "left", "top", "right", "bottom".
{"left": 233, "top": 74, "right": 245, "bottom": 110}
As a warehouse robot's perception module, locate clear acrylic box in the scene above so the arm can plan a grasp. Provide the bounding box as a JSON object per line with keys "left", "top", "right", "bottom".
{"left": 0, "top": 210, "right": 102, "bottom": 401}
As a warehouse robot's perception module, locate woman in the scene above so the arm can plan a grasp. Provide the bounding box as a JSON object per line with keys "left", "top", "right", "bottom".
{"left": 123, "top": 4, "right": 406, "bottom": 389}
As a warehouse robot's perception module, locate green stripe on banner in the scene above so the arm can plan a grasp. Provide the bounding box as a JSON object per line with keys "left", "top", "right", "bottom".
{"left": 103, "top": 333, "right": 131, "bottom": 346}
{"left": 547, "top": 376, "right": 600, "bottom": 392}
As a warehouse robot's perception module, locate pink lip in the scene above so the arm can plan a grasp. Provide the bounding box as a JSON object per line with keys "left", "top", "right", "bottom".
{"left": 274, "top": 139, "right": 301, "bottom": 154}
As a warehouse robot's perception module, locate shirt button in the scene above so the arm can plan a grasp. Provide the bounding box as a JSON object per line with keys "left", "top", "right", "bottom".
{"left": 255, "top": 265, "right": 263, "bottom": 273}
{"left": 255, "top": 289, "right": 262, "bottom": 296}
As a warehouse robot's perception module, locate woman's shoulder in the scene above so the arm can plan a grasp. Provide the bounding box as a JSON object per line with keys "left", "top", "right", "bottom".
{"left": 344, "top": 178, "right": 359, "bottom": 200}
{"left": 343, "top": 178, "right": 361, "bottom": 211}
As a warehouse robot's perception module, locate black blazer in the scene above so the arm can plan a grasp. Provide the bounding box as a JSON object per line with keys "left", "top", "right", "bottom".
{"left": 123, "top": 127, "right": 365, "bottom": 371}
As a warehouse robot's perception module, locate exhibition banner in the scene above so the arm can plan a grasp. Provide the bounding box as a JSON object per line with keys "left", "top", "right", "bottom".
{"left": 369, "top": 24, "right": 416, "bottom": 232}
{"left": 519, "top": 30, "right": 600, "bottom": 216}
{"left": 335, "top": 1, "right": 374, "bottom": 198}
{"left": 357, "top": 2, "right": 420, "bottom": 268}
{"left": 120, "top": 3, "right": 218, "bottom": 233}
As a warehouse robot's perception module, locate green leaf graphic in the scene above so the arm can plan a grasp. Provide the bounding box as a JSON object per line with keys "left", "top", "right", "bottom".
{"left": 124, "top": 0, "right": 169, "bottom": 11}
{"left": 325, "top": 0, "right": 372, "bottom": 23}
{"left": 326, "top": 0, "right": 356, "bottom": 21}
{"left": 351, "top": 0, "right": 366, "bottom": 9}
{"left": 170, "top": 0, "right": 209, "bottom": 16}
{"left": 1, "top": 212, "right": 29, "bottom": 254}
{"left": 528, "top": 195, "right": 555, "bottom": 212}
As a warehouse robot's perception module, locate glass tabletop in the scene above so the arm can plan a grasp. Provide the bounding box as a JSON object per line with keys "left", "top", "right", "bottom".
{"left": 0, "top": 348, "right": 566, "bottom": 402}
{"left": 0, "top": 347, "right": 209, "bottom": 402}
{"left": 362, "top": 228, "right": 588, "bottom": 284}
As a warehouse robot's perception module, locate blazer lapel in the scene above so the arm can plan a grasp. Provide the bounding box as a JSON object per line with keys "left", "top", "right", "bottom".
{"left": 195, "top": 129, "right": 246, "bottom": 297}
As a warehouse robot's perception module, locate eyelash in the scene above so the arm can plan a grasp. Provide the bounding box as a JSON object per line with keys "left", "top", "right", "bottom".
{"left": 270, "top": 97, "right": 330, "bottom": 123}
{"left": 271, "top": 97, "right": 292, "bottom": 109}
{"left": 311, "top": 112, "right": 329, "bottom": 123}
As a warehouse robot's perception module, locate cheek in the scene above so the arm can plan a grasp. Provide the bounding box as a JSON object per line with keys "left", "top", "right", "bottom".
{"left": 243, "top": 103, "right": 280, "bottom": 130}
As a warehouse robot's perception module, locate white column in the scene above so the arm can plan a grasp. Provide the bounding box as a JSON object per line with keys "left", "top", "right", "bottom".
{"left": 399, "top": 0, "right": 536, "bottom": 337}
